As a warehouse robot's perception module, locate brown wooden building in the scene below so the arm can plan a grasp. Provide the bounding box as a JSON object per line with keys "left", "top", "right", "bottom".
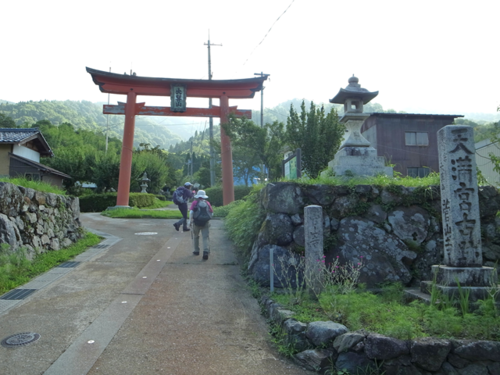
{"left": 360, "top": 113, "right": 463, "bottom": 177}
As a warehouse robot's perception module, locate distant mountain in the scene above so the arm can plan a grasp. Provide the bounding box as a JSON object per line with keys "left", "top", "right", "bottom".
{"left": 0, "top": 100, "right": 184, "bottom": 149}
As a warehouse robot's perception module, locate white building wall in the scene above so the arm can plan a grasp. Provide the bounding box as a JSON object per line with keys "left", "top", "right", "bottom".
{"left": 13, "top": 145, "right": 40, "bottom": 163}
{"left": 475, "top": 138, "right": 500, "bottom": 186}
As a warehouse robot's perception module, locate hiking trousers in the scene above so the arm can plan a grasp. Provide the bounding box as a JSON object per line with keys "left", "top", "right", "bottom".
{"left": 174, "top": 203, "right": 189, "bottom": 230}
{"left": 193, "top": 222, "right": 210, "bottom": 253}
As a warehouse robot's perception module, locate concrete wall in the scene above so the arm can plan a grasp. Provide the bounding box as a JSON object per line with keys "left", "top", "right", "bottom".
{"left": 476, "top": 138, "right": 500, "bottom": 186}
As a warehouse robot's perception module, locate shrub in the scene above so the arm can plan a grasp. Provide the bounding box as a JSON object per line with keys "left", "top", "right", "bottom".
{"left": 80, "top": 193, "right": 157, "bottom": 212}
{"left": 205, "top": 185, "right": 253, "bottom": 207}
{"left": 224, "top": 189, "right": 265, "bottom": 259}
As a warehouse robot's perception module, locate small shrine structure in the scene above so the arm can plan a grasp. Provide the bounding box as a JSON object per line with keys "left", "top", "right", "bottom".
{"left": 327, "top": 76, "right": 393, "bottom": 177}
{"left": 86, "top": 67, "right": 267, "bottom": 207}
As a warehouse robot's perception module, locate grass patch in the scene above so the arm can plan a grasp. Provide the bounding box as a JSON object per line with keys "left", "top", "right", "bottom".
{"left": 142, "top": 199, "right": 173, "bottom": 209}
{"left": 0, "top": 232, "right": 101, "bottom": 295}
{"left": 272, "top": 292, "right": 330, "bottom": 323}
{"left": 101, "top": 207, "right": 182, "bottom": 219}
{"left": 0, "top": 177, "right": 66, "bottom": 195}
{"left": 293, "top": 171, "right": 441, "bottom": 188}
{"left": 269, "top": 283, "right": 500, "bottom": 341}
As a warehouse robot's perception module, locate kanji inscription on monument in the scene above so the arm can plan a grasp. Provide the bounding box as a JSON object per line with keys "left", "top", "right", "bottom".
{"left": 305, "top": 205, "right": 323, "bottom": 294}
{"left": 438, "top": 125, "right": 482, "bottom": 267}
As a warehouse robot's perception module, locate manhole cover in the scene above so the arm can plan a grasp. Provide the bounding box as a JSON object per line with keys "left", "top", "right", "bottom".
{"left": 1, "top": 332, "right": 40, "bottom": 348}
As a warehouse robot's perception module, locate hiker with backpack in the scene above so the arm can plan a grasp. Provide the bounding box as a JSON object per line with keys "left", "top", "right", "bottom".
{"left": 172, "top": 182, "right": 195, "bottom": 232}
{"left": 188, "top": 190, "right": 213, "bottom": 260}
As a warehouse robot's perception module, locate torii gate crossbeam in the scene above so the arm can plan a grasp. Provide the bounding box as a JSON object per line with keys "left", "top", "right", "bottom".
{"left": 86, "top": 67, "right": 267, "bottom": 207}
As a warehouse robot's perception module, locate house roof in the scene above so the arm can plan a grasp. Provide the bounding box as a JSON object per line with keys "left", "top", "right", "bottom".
{"left": 9, "top": 153, "right": 71, "bottom": 179}
{"left": 0, "top": 128, "right": 54, "bottom": 156}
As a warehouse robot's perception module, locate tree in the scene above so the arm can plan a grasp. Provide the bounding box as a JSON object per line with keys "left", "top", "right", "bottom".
{"left": 285, "top": 101, "right": 345, "bottom": 178}
{"left": 221, "top": 115, "right": 268, "bottom": 185}
{"left": 0, "top": 113, "right": 16, "bottom": 128}
{"left": 263, "top": 120, "right": 286, "bottom": 181}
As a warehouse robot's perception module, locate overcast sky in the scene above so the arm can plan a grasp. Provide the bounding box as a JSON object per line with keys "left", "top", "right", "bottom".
{"left": 2, "top": 0, "right": 499, "bottom": 120}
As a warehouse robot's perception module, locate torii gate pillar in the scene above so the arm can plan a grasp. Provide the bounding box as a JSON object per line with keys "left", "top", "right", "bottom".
{"left": 116, "top": 91, "right": 137, "bottom": 206}
{"left": 219, "top": 95, "right": 234, "bottom": 203}
{"left": 87, "top": 67, "right": 267, "bottom": 207}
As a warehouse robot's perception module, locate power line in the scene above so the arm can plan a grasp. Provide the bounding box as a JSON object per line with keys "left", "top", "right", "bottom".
{"left": 242, "top": 0, "right": 296, "bottom": 66}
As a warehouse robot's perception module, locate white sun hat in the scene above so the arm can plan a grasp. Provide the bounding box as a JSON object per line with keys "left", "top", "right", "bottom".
{"left": 194, "top": 190, "right": 208, "bottom": 199}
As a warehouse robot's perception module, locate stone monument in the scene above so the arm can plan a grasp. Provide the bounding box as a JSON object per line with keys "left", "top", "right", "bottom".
{"left": 326, "top": 76, "right": 393, "bottom": 177}
{"left": 421, "top": 125, "right": 498, "bottom": 302}
{"left": 304, "top": 205, "right": 323, "bottom": 295}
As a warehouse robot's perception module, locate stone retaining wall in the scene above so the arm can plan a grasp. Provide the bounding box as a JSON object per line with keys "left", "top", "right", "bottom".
{"left": 0, "top": 182, "right": 83, "bottom": 258}
{"left": 249, "top": 182, "right": 500, "bottom": 287}
{"left": 263, "top": 295, "right": 500, "bottom": 374}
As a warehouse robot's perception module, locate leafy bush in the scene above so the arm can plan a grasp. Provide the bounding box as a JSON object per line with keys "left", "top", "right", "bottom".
{"left": 205, "top": 185, "right": 254, "bottom": 207}
{"left": 80, "top": 193, "right": 158, "bottom": 212}
{"left": 212, "top": 200, "right": 242, "bottom": 218}
{"left": 79, "top": 193, "right": 118, "bottom": 212}
{"left": 224, "top": 187, "right": 265, "bottom": 259}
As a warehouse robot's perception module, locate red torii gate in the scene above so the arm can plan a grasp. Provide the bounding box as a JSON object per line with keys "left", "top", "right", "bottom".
{"left": 86, "top": 67, "right": 267, "bottom": 206}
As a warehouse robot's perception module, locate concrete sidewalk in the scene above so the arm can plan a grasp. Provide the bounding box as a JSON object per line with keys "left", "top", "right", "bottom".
{"left": 0, "top": 214, "right": 312, "bottom": 375}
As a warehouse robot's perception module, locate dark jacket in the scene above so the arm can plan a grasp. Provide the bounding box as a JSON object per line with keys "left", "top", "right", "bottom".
{"left": 174, "top": 186, "right": 194, "bottom": 205}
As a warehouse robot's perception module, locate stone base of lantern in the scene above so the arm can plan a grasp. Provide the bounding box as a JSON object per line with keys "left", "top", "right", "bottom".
{"left": 326, "top": 146, "right": 393, "bottom": 177}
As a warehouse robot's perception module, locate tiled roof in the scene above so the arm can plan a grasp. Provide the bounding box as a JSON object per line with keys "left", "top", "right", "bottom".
{"left": 0, "top": 128, "right": 53, "bottom": 156}
{"left": 0, "top": 128, "right": 41, "bottom": 143}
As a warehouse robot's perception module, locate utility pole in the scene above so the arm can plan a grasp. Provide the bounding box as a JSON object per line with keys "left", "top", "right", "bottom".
{"left": 190, "top": 140, "right": 194, "bottom": 177}
{"left": 254, "top": 72, "right": 270, "bottom": 181}
{"left": 105, "top": 66, "right": 111, "bottom": 154}
{"left": 254, "top": 72, "right": 270, "bottom": 127}
{"left": 205, "top": 32, "right": 222, "bottom": 187}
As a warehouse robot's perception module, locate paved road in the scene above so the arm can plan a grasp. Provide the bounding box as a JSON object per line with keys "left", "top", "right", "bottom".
{"left": 0, "top": 214, "right": 312, "bottom": 375}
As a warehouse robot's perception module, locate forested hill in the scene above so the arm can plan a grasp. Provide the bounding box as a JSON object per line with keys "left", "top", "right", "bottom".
{"left": 0, "top": 100, "right": 184, "bottom": 149}
{"left": 168, "top": 127, "right": 213, "bottom": 157}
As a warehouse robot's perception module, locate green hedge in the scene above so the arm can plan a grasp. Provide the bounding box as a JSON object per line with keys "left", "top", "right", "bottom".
{"left": 205, "top": 185, "right": 253, "bottom": 207}
{"left": 80, "top": 193, "right": 158, "bottom": 212}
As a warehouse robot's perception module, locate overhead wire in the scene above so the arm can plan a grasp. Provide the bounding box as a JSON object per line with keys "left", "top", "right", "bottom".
{"left": 242, "top": 0, "right": 296, "bottom": 66}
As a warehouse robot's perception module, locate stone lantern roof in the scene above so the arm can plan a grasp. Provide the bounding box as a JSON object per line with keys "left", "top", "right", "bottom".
{"left": 329, "top": 76, "right": 378, "bottom": 114}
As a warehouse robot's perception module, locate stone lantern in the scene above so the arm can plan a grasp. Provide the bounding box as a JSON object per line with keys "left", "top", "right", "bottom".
{"left": 140, "top": 172, "right": 150, "bottom": 193}
{"left": 326, "top": 75, "right": 393, "bottom": 177}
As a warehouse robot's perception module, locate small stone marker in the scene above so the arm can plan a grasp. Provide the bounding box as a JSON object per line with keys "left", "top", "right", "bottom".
{"left": 438, "top": 125, "right": 482, "bottom": 267}
{"left": 304, "top": 205, "right": 323, "bottom": 295}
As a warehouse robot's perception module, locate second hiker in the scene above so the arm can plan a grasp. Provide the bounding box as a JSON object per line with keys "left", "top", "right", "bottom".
{"left": 173, "top": 182, "right": 194, "bottom": 232}
{"left": 189, "top": 190, "right": 213, "bottom": 260}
